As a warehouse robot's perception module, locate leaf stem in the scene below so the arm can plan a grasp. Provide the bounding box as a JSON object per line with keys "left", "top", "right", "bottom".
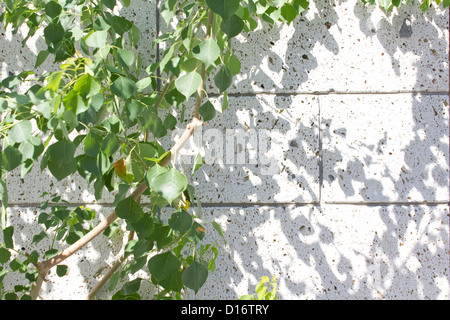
{"left": 30, "top": 114, "right": 204, "bottom": 299}
{"left": 194, "top": 9, "right": 214, "bottom": 121}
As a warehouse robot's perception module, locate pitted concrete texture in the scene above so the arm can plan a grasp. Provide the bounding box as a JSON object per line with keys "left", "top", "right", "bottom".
{"left": 0, "top": 0, "right": 449, "bottom": 300}
{"left": 220, "top": 0, "right": 449, "bottom": 94}
{"left": 169, "top": 94, "right": 320, "bottom": 204}
{"left": 197, "top": 205, "right": 449, "bottom": 300}
{"left": 321, "top": 94, "right": 449, "bottom": 203}
{"left": 2, "top": 204, "right": 447, "bottom": 299}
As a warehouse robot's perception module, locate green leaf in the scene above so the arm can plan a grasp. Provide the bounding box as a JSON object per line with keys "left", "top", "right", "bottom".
{"left": 168, "top": 209, "right": 193, "bottom": 234}
{"left": 294, "top": 0, "right": 310, "bottom": 11}
{"left": 136, "top": 77, "right": 152, "bottom": 92}
{"left": 133, "top": 238, "right": 153, "bottom": 258}
{"left": 45, "top": 140, "right": 77, "bottom": 180}
{"left": 175, "top": 71, "right": 202, "bottom": 99}
{"left": 180, "top": 58, "right": 200, "bottom": 73}
{"left": 120, "top": 278, "right": 142, "bottom": 295}
{"left": 199, "top": 100, "right": 216, "bottom": 122}
{"left": 0, "top": 180, "right": 7, "bottom": 228}
{"left": 44, "top": 22, "right": 65, "bottom": 44}
{"left": 212, "top": 221, "right": 227, "bottom": 245}
{"left": 145, "top": 163, "right": 169, "bottom": 187}
{"left": 126, "top": 99, "right": 144, "bottom": 121}
{"left": 115, "top": 196, "right": 144, "bottom": 223}
{"left": 281, "top": 3, "right": 298, "bottom": 24}
{"left": 45, "top": 71, "right": 64, "bottom": 92}
{"left": 9, "top": 120, "right": 32, "bottom": 143}
{"left": 130, "top": 24, "right": 140, "bottom": 47}
{"left": 192, "top": 152, "right": 203, "bottom": 175}
{"left": 84, "top": 130, "right": 102, "bottom": 157}
{"left": 222, "top": 91, "right": 228, "bottom": 112}
{"left": 117, "top": 48, "right": 135, "bottom": 69}
{"left": 141, "top": 109, "right": 167, "bottom": 138}
{"left": 182, "top": 261, "right": 208, "bottom": 294}
{"left": 74, "top": 74, "right": 101, "bottom": 98}
{"left": 2, "top": 146, "right": 22, "bottom": 171}
{"left": 163, "top": 114, "right": 177, "bottom": 130}
{"left": 2, "top": 227, "right": 13, "bottom": 249}
{"left": 0, "top": 247, "right": 11, "bottom": 264}
{"left": 419, "top": 0, "right": 430, "bottom": 11}
{"left": 148, "top": 252, "right": 181, "bottom": 282}
{"left": 56, "top": 265, "right": 68, "bottom": 277}
{"left": 220, "top": 14, "right": 244, "bottom": 38}
{"left": 9, "top": 258, "right": 23, "bottom": 271}
{"left": 149, "top": 167, "right": 188, "bottom": 204}
{"left": 131, "top": 214, "right": 154, "bottom": 239}
{"left": 226, "top": 54, "right": 241, "bottom": 76}
{"left": 159, "top": 270, "right": 183, "bottom": 291}
{"left": 193, "top": 38, "right": 220, "bottom": 68}
{"left": 112, "top": 291, "right": 141, "bottom": 300}
{"left": 214, "top": 65, "right": 233, "bottom": 92}
{"left": 111, "top": 76, "right": 136, "bottom": 100}
{"left": 206, "top": 0, "right": 240, "bottom": 20}
{"left": 111, "top": 16, "right": 133, "bottom": 36}
{"left": 2, "top": 75, "right": 22, "bottom": 90}
{"left": 85, "top": 30, "right": 108, "bottom": 48}
{"left": 104, "top": 0, "right": 116, "bottom": 9}
{"left": 151, "top": 224, "right": 173, "bottom": 249}
{"left": 45, "top": 249, "right": 59, "bottom": 259}
{"left": 124, "top": 239, "right": 137, "bottom": 258}
{"left": 161, "top": 0, "right": 179, "bottom": 25}
{"left": 101, "top": 132, "right": 121, "bottom": 157}
{"left": 63, "top": 90, "right": 89, "bottom": 114}
{"left": 44, "top": 1, "right": 62, "bottom": 19}
{"left": 35, "top": 50, "right": 50, "bottom": 68}
{"left": 238, "top": 294, "right": 256, "bottom": 300}
{"left": 186, "top": 222, "right": 206, "bottom": 243}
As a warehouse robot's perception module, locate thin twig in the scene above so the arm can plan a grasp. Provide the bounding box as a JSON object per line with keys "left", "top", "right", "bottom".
{"left": 30, "top": 117, "right": 204, "bottom": 300}
{"left": 86, "top": 230, "right": 135, "bottom": 300}
{"left": 30, "top": 8, "right": 214, "bottom": 302}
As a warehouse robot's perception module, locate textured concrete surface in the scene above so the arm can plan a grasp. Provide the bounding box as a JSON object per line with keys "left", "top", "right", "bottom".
{"left": 218, "top": 1, "right": 449, "bottom": 94}
{"left": 197, "top": 205, "right": 449, "bottom": 299}
{"left": 321, "top": 94, "right": 449, "bottom": 203}
{"left": 0, "top": 0, "right": 449, "bottom": 300}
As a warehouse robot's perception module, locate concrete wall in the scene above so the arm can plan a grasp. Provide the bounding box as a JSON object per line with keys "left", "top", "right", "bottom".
{"left": 1, "top": 0, "right": 449, "bottom": 299}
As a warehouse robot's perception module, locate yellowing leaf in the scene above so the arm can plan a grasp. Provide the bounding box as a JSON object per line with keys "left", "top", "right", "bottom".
{"left": 114, "top": 158, "right": 127, "bottom": 178}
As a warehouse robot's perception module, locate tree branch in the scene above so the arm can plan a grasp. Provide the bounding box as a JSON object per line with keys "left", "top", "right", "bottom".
{"left": 30, "top": 116, "right": 204, "bottom": 300}
{"left": 31, "top": 7, "right": 214, "bottom": 302}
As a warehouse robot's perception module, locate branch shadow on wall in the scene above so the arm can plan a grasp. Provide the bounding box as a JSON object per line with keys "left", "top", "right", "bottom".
{"left": 188, "top": 1, "right": 449, "bottom": 300}
{"left": 1, "top": 0, "right": 449, "bottom": 300}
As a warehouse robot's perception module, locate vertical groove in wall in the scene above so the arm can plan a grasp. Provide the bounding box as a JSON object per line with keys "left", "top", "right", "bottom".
{"left": 317, "top": 97, "right": 323, "bottom": 206}
{"left": 448, "top": 7, "right": 450, "bottom": 273}
{"left": 155, "top": 0, "right": 161, "bottom": 91}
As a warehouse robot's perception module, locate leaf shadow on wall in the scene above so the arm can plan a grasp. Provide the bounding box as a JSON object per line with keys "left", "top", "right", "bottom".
{"left": 189, "top": 1, "right": 449, "bottom": 300}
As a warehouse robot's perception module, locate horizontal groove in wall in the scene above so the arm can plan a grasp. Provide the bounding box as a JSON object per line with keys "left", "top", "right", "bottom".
{"left": 7, "top": 201, "right": 449, "bottom": 208}
{"left": 207, "top": 90, "right": 450, "bottom": 97}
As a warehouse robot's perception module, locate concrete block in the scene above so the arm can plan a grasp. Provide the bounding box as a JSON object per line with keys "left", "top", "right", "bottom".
{"left": 321, "top": 94, "right": 449, "bottom": 203}
{"left": 6, "top": 165, "right": 115, "bottom": 205}
{"left": 216, "top": 0, "right": 448, "bottom": 94}
{"left": 118, "top": 0, "right": 158, "bottom": 68}
{"left": 1, "top": 203, "right": 448, "bottom": 299}
{"left": 166, "top": 94, "right": 320, "bottom": 204}
{"left": 0, "top": 0, "right": 157, "bottom": 83}
{"left": 197, "top": 204, "right": 449, "bottom": 299}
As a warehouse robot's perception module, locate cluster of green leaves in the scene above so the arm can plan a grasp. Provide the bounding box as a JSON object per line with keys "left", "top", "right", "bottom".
{"left": 1, "top": 0, "right": 447, "bottom": 300}
{"left": 0, "top": 225, "right": 36, "bottom": 300}
{"left": 238, "top": 275, "right": 278, "bottom": 300}
{"left": 0, "top": 192, "right": 96, "bottom": 299}
{"left": 109, "top": 206, "right": 224, "bottom": 299}
{"left": 0, "top": 0, "right": 230, "bottom": 299}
